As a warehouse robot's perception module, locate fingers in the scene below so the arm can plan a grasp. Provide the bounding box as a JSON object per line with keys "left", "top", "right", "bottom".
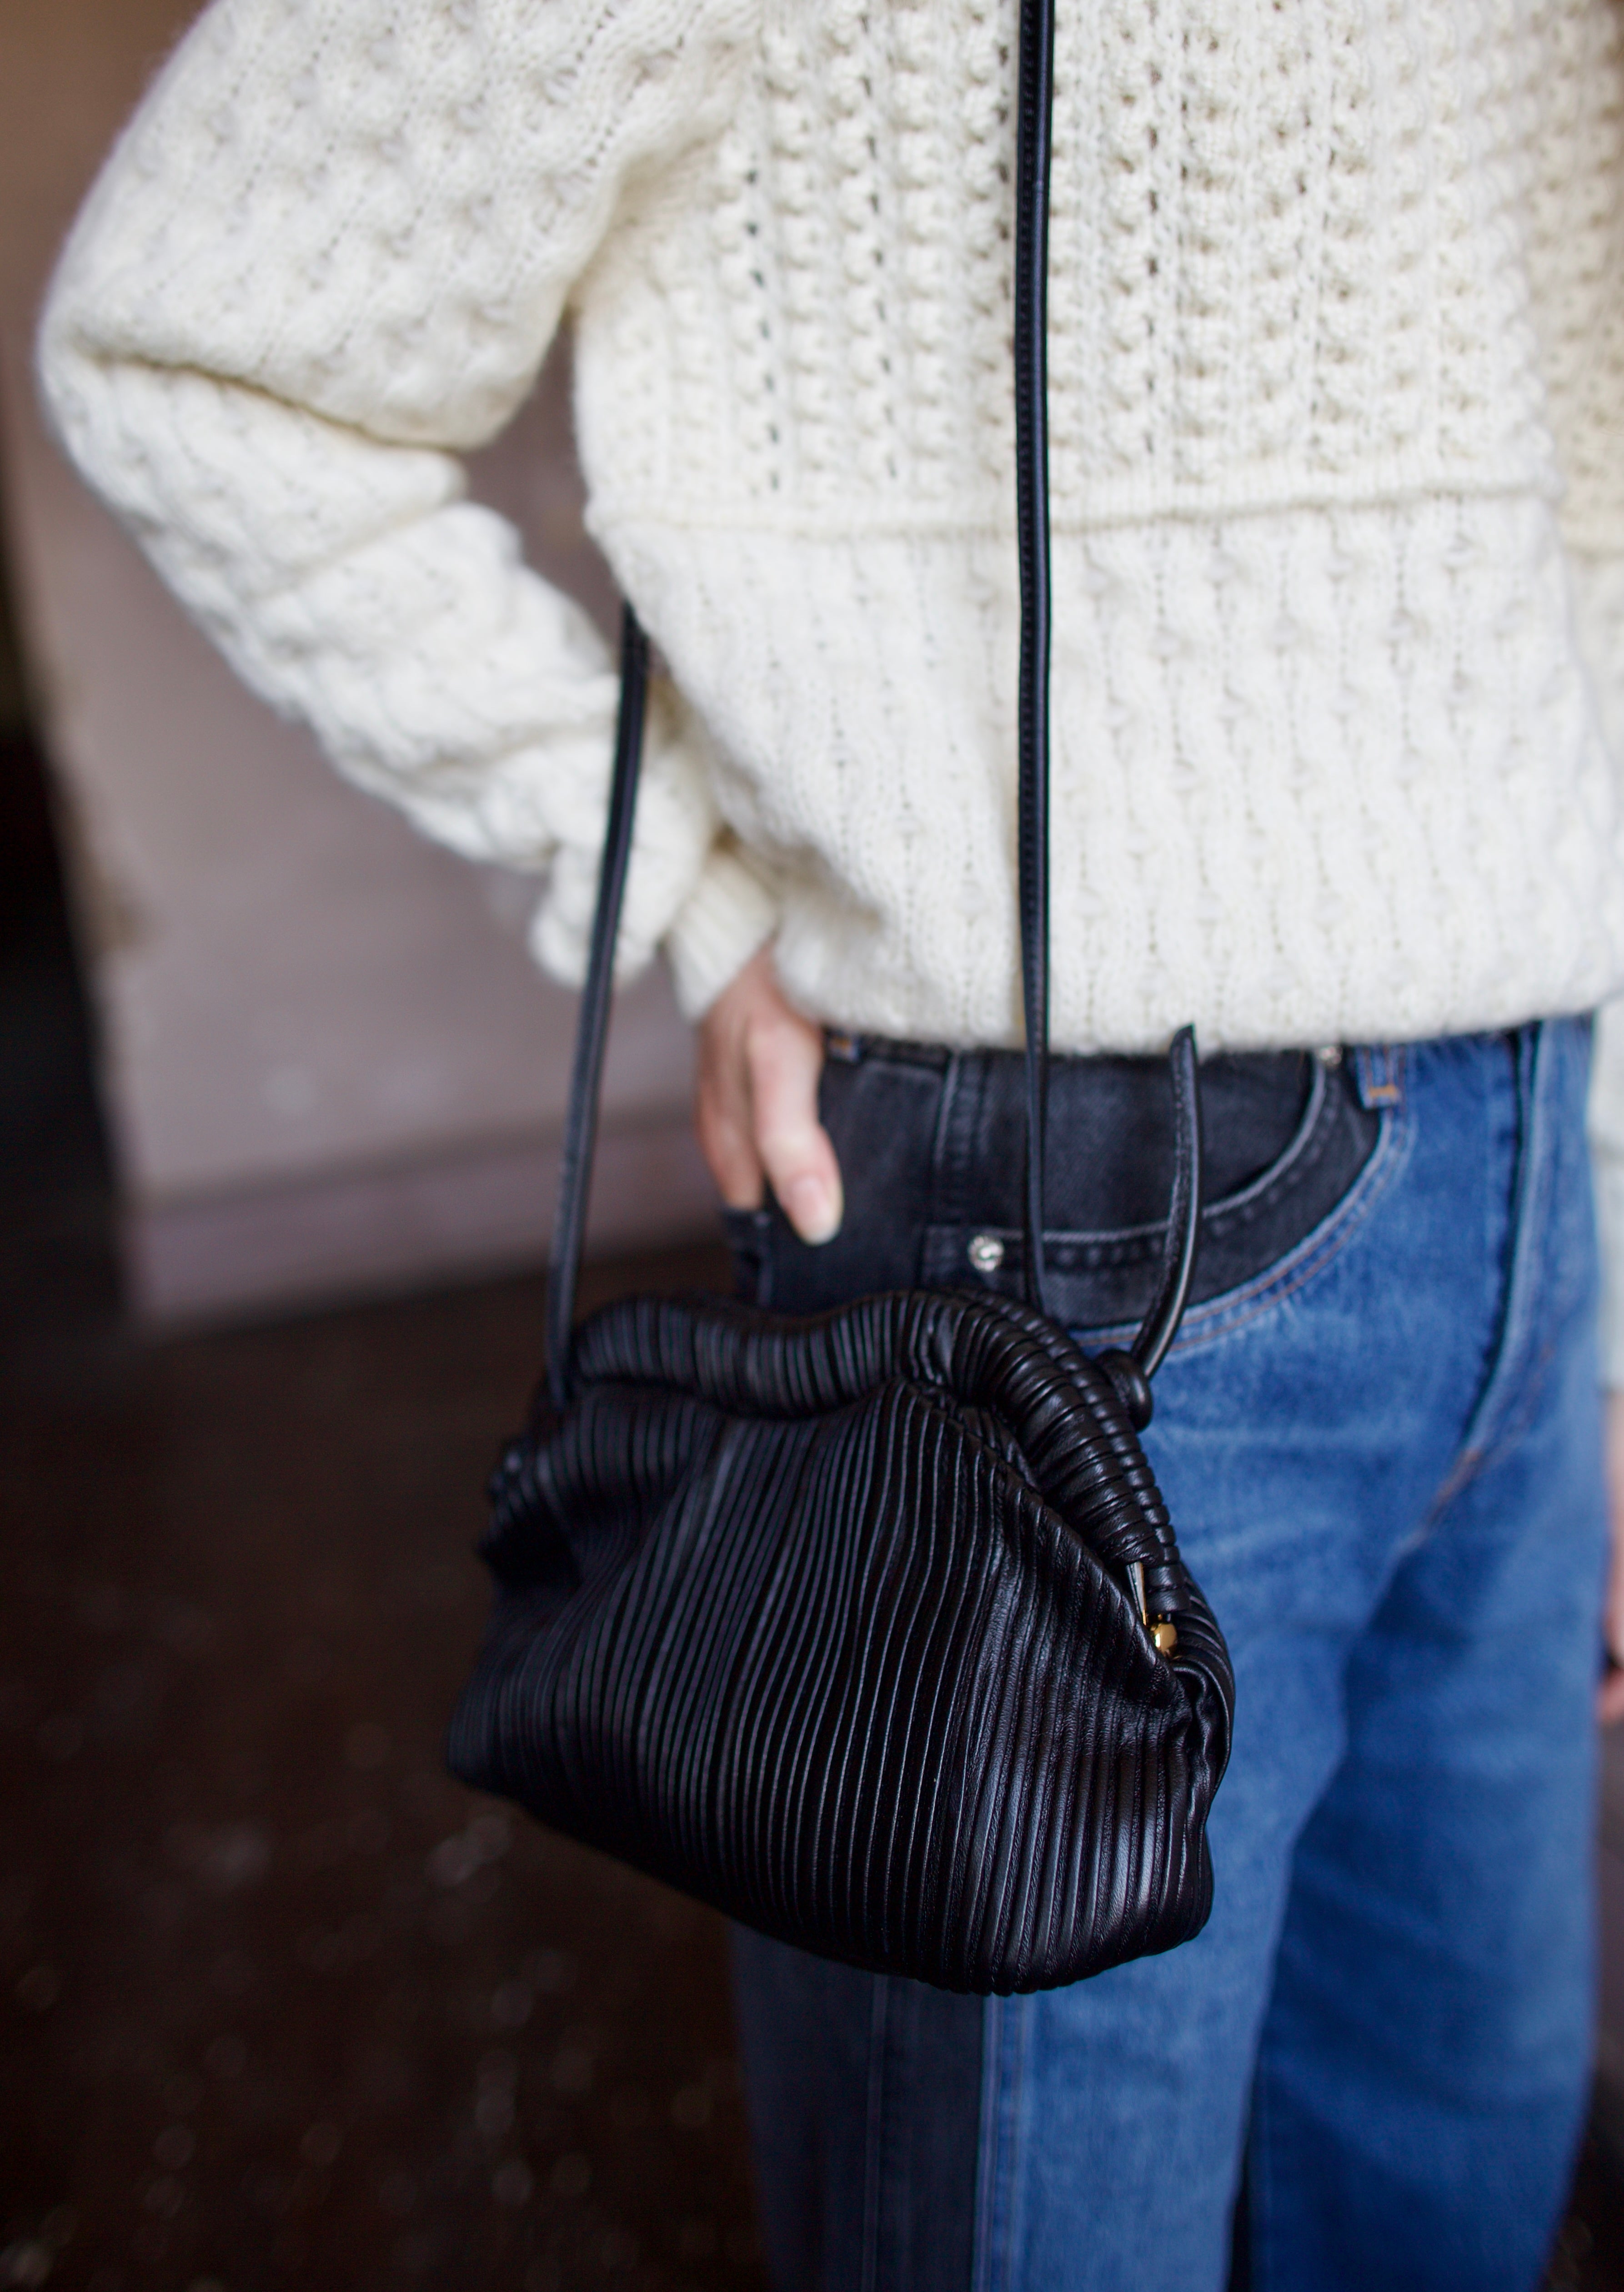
{"left": 693, "top": 947, "right": 844, "bottom": 1241}
{"left": 695, "top": 989, "right": 766, "bottom": 1211}
{"left": 747, "top": 1002, "right": 843, "bottom": 1244}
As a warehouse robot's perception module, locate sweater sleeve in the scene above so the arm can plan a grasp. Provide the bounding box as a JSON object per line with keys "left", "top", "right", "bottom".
{"left": 36, "top": 0, "right": 776, "bottom": 1009}
{"left": 1580, "top": 538, "right": 1624, "bottom": 1385}
{"left": 1523, "top": 0, "right": 1624, "bottom": 1381}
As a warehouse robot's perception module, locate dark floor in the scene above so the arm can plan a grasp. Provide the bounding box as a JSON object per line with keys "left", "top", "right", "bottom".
{"left": 7, "top": 794, "right": 1624, "bottom": 2291}
{"left": 0, "top": 837, "right": 768, "bottom": 2290}
{"left": 1, "top": 1239, "right": 768, "bottom": 2292}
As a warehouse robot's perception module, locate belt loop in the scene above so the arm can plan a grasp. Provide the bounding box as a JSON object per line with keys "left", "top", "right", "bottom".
{"left": 930, "top": 1049, "right": 980, "bottom": 1238}
{"left": 1353, "top": 1043, "right": 1406, "bottom": 1111}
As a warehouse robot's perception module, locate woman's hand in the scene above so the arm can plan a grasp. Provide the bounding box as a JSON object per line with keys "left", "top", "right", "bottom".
{"left": 695, "top": 946, "right": 844, "bottom": 1243}
{"left": 1601, "top": 1392, "right": 1624, "bottom": 1723}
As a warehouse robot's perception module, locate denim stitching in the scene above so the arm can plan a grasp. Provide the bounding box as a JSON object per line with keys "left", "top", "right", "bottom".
{"left": 971, "top": 1995, "right": 1002, "bottom": 2292}
{"left": 860, "top": 1977, "right": 890, "bottom": 2292}
{"left": 1168, "top": 1102, "right": 1410, "bottom": 1356}
{"left": 1246, "top": 2062, "right": 1274, "bottom": 2292}
{"left": 1421, "top": 1024, "right": 1592, "bottom": 1523}
{"left": 972, "top": 1993, "right": 1028, "bottom": 2292}
{"left": 1355, "top": 1041, "right": 1404, "bottom": 1107}
{"left": 932, "top": 1052, "right": 973, "bottom": 1244}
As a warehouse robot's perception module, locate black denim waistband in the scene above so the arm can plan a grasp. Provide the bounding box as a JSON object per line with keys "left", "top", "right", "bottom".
{"left": 727, "top": 1035, "right": 1383, "bottom": 1333}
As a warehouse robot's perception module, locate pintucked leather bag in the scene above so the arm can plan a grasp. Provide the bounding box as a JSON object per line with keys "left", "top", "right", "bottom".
{"left": 446, "top": 0, "right": 1234, "bottom": 1994}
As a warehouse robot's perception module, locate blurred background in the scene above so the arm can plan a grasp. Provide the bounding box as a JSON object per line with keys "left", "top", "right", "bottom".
{"left": 4, "top": 3, "right": 1624, "bottom": 2287}
{"left": 3, "top": 6, "right": 756, "bottom": 2288}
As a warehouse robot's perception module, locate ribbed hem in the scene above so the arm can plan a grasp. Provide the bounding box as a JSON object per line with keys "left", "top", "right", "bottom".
{"left": 664, "top": 837, "right": 781, "bottom": 1020}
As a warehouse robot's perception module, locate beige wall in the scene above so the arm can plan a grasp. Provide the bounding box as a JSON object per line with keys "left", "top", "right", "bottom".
{"left": 0, "top": 0, "right": 711, "bottom": 1321}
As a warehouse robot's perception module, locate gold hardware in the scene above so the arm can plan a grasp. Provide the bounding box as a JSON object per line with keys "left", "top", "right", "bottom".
{"left": 1127, "top": 1560, "right": 1148, "bottom": 1625}
{"left": 1128, "top": 1564, "right": 1176, "bottom": 1653}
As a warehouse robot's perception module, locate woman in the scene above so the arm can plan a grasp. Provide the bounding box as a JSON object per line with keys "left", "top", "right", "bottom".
{"left": 38, "top": 1, "right": 1624, "bottom": 2283}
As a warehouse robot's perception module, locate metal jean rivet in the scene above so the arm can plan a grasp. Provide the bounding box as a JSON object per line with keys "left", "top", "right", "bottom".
{"left": 968, "top": 1233, "right": 1005, "bottom": 1274}
{"left": 1315, "top": 1044, "right": 1343, "bottom": 1067}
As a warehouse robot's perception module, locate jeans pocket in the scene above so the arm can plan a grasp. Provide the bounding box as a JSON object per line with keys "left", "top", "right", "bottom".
{"left": 721, "top": 1206, "right": 774, "bottom": 1307}
{"left": 927, "top": 1054, "right": 1385, "bottom": 1334}
{"left": 1160, "top": 1096, "right": 1404, "bottom": 1352}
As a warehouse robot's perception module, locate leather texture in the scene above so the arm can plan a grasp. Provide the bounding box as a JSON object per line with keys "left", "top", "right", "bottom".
{"left": 448, "top": 0, "right": 1236, "bottom": 1995}
{"left": 449, "top": 1288, "right": 1233, "bottom": 1991}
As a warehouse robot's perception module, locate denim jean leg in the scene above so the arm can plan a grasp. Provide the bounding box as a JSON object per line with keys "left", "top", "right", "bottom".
{"left": 731, "top": 1925, "right": 983, "bottom": 2292}
{"left": 982, "top": 1024, "right": 1601, "bottom": 2292}
{"left": 1245, "top": 1022, "right": 1605, "bottom": 2292}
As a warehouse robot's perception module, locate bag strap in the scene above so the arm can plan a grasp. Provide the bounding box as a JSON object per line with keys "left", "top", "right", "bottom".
{"left": 546, "top": 0, "right": 1201, "bottom": 1405}
{"left": 1012, "top": 0, "right": 1199, "bottom": 1363}
{"left": 546, "top": 606, "right": 649, "bottom": 1411}
{"left": 1013, "top": 0, "right": 1056, "bottom": 1321}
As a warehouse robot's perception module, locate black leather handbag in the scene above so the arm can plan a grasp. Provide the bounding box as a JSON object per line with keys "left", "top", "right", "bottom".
{"left": 447, "top": 0, "right": 1234, "bottom": 1995}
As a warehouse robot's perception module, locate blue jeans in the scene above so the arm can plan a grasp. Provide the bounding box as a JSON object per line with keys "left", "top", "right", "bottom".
{"left": 729, "top": 1021, "right": 1606, "bottom": 2292}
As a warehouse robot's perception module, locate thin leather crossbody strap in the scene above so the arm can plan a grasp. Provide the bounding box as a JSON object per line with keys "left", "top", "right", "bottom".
{"left": 1014, "top": 0, "right": 1056, "bottom": 1321}
{"left": 1013, "top": 0, "right": 1201, "bottom": 1357}
{"left": 545, "top": 606, "right": 649, "bottom": 1410}
{"left": 546, "top": 0, "right": 1198, "bottom": 1400}
{"left": 1012, "top": 0, "right": 1200, "bottom": 1366}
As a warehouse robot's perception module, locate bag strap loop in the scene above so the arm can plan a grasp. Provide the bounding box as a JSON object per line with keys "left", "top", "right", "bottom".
{"left": 546, "top": 0, "right": 1201, "bottom": 1399}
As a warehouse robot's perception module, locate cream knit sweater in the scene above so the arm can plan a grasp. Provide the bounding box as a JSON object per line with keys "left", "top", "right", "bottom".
{"left": 36, "top": 0, "right": 1624, "bottom": 1348}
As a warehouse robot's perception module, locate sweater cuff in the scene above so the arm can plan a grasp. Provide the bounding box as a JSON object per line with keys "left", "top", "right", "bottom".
{"left": 663, "top": 837, "right": 781, "bottom": 1020}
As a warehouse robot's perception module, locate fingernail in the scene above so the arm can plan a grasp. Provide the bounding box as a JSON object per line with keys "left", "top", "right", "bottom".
{"left": 787, "top": 1176, "right": 842, "bottom": 1245}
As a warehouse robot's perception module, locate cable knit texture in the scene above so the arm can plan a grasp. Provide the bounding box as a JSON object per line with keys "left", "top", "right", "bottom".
{"left": 34, "top": 0, "right": 1624, "bottom": 1190}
